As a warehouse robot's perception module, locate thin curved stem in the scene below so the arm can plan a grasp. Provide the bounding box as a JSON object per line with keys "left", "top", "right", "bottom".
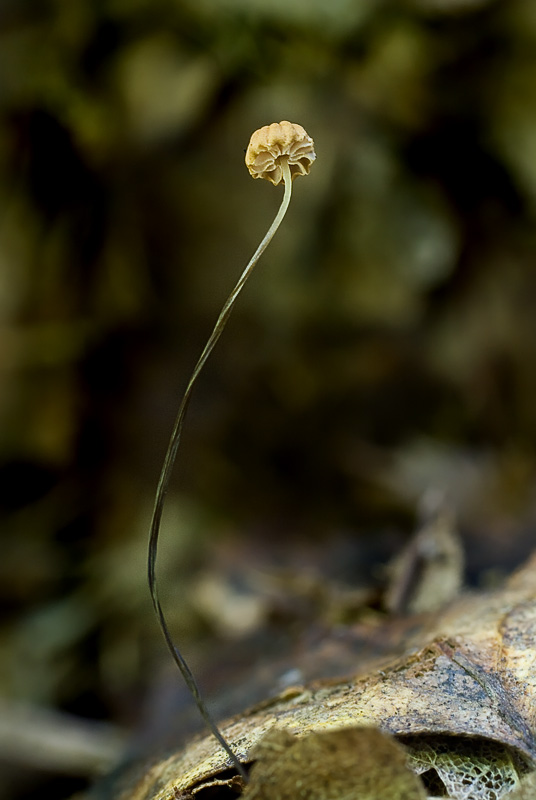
{"left": 147, "top": 160, "right": 293, "bottom": 779}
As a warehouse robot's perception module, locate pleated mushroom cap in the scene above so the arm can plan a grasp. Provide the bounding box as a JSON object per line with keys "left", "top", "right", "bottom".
{"left": 245, "top": 121, "right": 316, "bottom": 185}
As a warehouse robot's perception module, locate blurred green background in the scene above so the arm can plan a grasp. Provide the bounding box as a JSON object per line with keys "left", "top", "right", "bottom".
{"left": 2, "top": 0, "right": 536, "bottom": 797}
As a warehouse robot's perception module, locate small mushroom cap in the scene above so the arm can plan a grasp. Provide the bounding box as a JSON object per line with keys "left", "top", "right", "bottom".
{"left": 245, "top": 121, "right": 316, "bottom": 185}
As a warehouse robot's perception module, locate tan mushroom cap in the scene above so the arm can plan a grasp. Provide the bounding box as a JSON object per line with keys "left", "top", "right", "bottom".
{"left": 245, "top": 121, "right": 316, "bottom": 185}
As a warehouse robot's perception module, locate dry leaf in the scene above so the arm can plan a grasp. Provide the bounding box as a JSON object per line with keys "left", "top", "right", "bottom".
{"left": 243, "top": 727, "right": 426, "bottom": 800}
{"left": 385, "top": 500, "right": 463, "bottom": 614}
{"left": 498, "top": 770, "right": 536, "bottom": 800}
{"left": 114, "top": 552, "right": 536, "bottom": 800}
{"left": 403, "top": 734, "right": 526, "bottom": 799}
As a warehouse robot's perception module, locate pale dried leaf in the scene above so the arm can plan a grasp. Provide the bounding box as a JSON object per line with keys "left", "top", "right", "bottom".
{"left": 501, "top": 771, "right": 536, "bottom": 800}
{"left": 385, "top": 503, "right": 463, "bottom": 614}
{"left": 405, "top": 735, "right": 524, "bottom": 800}
{"left": 120, "top": 552, "right": 536, "bottom": 800}
{"left": 243, "top": 727, "right": 426, "bottom": 800}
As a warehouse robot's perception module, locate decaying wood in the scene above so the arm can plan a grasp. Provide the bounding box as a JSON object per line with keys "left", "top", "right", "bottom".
{"left": 116, "top": 551, "right": 536, "bottom": 800}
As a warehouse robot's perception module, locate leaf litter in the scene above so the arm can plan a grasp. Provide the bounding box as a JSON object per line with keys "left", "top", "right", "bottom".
{"left": 112, "top": 540, "right": 536, "bottom": 800}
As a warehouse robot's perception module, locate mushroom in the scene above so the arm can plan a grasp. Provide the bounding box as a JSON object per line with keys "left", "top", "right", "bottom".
{"left": 246, "top": 120, "right": 316, "bottom": 184}
{"left": 147, "top": 122, "right": 316, "bottom": 777}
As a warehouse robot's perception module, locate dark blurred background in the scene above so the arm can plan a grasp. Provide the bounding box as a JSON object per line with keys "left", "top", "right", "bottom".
{"left": 2, "top": 0, "right": 536, "bottom": 797}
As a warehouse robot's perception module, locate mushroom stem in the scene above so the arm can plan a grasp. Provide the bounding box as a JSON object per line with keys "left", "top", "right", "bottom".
{"left": 147, "top": 158, "right": 293, "bottom": 779}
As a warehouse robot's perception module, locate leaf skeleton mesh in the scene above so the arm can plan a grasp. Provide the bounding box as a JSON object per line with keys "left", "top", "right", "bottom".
{"left": 401, "top": 736, "right": 526, "bottom": 800}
